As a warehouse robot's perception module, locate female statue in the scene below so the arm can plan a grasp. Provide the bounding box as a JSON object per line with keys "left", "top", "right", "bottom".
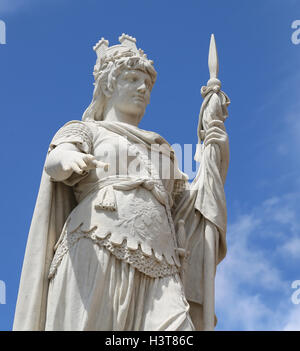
{"left": 13, "top": 34, "right": 229, "bottom": 331}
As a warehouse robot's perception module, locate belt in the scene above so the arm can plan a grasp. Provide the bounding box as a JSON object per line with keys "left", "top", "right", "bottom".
{"left": 77, "top": 175, "right": 173, "bottom": 211}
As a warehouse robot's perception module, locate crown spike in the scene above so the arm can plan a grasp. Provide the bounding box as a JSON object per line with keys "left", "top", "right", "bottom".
{"left": 93, "top": 37, "right": 109, "bottom": 59}
{"left": 118, "top": 33, "right": 137, "bottom": 51}
{"left": 208, "top": 34, "right": 219, "bottom": 79}
{"left": 92, "top": 34, "right": 155, "bottom": 80}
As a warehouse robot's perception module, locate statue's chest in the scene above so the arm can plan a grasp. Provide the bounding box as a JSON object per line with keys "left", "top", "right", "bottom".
{"left": 92, "top": 129, "right": 176, "bottom": 193}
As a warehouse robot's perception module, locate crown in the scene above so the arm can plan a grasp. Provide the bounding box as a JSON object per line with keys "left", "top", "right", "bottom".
{"left": 92, "top": 33, "right": 153, "bottom": 79}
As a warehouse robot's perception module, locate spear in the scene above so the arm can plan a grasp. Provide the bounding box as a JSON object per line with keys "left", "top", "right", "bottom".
{"left": 204, "top": 34, "right": 219, "bottom": 331}
{"left": 208, "top": 34, "right": 219, "bottom": 80}
{"left": 197, "top": 34, "right": 230, "bottom": 330}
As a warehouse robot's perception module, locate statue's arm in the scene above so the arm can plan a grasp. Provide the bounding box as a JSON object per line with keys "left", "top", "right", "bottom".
{"left": 44, "top": 120, "right": 108, "bottom": 183}
{"left": 202, "top": 119, "right": 229, "bottom": 185}
{"left": 45, "top": 142, "right": 104, "bottom": 182}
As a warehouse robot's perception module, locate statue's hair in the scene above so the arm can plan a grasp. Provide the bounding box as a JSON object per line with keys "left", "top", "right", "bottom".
{"left": 82, "top": 53, "right": 157, "bottom": 121}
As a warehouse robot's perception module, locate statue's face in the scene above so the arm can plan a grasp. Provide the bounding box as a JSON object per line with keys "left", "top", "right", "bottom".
{"left": 109, "top": 69, "right": 152, "bottom": 117}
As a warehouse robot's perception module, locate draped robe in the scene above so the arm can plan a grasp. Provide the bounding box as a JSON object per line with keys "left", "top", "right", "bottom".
{"left": 13, "top": 120, "right": 227, "bottom": 331}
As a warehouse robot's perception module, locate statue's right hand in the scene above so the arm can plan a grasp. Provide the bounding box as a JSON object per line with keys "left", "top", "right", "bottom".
{"left": 60, "top": 152, "right": 109, "bottom": 175}
{"left": 45, "top": 143, "right": 109, "bottom": 181}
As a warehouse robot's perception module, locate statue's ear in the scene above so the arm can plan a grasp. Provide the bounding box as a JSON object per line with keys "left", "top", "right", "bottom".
{"left": 101, "top": 83, "right": 113, "bottom": 98}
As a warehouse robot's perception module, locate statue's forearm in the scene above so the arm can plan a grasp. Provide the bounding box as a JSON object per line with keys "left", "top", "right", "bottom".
{"left": 45, "top": 143, "right": 79, "bottom": 181}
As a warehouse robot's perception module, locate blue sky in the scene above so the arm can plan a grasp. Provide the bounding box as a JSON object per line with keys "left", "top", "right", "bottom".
{"left": 0, "top": 0, "right": 300, "bottom": 331}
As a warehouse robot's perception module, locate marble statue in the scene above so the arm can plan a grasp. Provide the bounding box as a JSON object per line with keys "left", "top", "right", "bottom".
{"left": 13, "top": 33, "right": 230, "bottom": 331}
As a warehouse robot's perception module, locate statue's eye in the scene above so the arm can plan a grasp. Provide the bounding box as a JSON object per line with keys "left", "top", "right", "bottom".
{"left": 125, "top": 73, "right": 138, "bottom": 82}
{"left": 131, "top": 76, "right": 139, "bottom": 82}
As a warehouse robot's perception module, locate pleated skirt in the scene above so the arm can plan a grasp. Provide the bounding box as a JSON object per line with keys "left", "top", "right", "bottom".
{"left": 45, "top": 237, "right": 195, "bottom": 331}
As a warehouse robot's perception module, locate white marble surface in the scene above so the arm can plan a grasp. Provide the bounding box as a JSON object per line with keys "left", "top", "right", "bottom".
{"left": 13, "top": 34, "right": 229, "bottom": 331}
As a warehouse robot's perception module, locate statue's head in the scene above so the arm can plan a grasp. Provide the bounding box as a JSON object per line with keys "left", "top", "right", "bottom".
{"left": 82, "top": 34, "right": 157, "bottom": 122}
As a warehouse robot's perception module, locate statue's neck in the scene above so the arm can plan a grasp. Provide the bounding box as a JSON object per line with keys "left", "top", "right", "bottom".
{"left": 103, "top": 106, "right": 142, "bottom": 127}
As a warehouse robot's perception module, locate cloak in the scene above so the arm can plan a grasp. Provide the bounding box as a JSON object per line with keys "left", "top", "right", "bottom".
{"left": 13, "top": 167, "right": 77, "bottom": 330}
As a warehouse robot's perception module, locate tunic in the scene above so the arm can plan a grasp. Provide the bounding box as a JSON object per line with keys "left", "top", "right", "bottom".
{"left": 13, "top": 117, "right": 227, "bottom": 331}
{"left": 44, "top": 120, "right": 194, "bottom": 331}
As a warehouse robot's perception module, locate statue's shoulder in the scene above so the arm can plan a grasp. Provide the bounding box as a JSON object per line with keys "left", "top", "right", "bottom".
{"left": 50, "top": 120, "right": 98, "bottom": 153}
{"left": 60, "top": 119, "right": 93, "bottom": 129}
{"left": 54, "top": 119, "right": 99, "bottom": 137}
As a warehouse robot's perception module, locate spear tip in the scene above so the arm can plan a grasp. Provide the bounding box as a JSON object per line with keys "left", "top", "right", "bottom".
{"left": 208, "top": 33, "right": 219, "bottom": 79}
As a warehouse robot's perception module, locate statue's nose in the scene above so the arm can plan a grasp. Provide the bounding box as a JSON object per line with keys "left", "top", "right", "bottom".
{"left": 137, "top": 82, "right": 146, "bottom": 93}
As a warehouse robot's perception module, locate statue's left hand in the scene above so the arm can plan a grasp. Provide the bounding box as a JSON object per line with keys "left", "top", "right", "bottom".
{"left": 204, "top": 119, "right": 229, "bottom": 183}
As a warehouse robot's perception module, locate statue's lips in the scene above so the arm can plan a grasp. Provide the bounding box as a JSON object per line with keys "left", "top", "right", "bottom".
{"left": 132, "top": 94, "right": 146, "bottom": 102}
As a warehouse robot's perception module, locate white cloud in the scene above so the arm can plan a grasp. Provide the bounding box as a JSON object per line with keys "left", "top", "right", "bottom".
{"left": 283, "top": 306, "right": 300, "bottom": 331}
{"left": 215, "top": 192, "right": 300, "bottom": 330}
{"left": 215, "top": 64, "right": 300, "bottom": 330}
{"left": 275, "top": 72, "right": 300, "bottom": 164}
{"left": 281, "top": 237, "right": 300, "bottom": 258}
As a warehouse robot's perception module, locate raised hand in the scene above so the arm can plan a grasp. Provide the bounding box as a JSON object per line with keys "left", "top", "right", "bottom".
{"left": 204, "top": 119, "right": 229, "bottom": 183}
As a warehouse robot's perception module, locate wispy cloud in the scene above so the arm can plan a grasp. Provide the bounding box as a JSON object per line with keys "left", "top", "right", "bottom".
{"left": 215, "top": 192, "right": 300, "bottom": 330}
{"left": 265, "top": 70, "right": 300, "bottom": 168}
{"left": 281, "top": 237, "right": 300, "bottom": 258}
{"left": 215, "top": 42, "right": 300, "bottom": 330}
{"left": 283, "top": 307, "right": 300, "bottom": 331}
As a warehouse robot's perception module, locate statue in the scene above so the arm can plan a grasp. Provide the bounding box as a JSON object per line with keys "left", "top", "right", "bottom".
{"left": 13, "top": 33, "right": 230, "bottom": 331}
